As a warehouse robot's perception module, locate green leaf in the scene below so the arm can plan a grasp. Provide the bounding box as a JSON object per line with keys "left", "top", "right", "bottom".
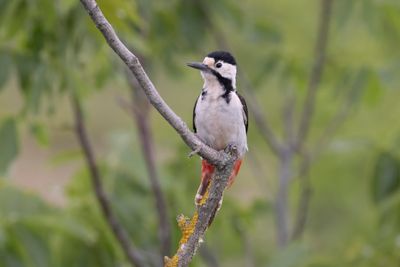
{"left": 0, "top": 118, "right": 19, "bottom": 175}
{"left": 372, "top": 152, "right": 400, "bottom": 203}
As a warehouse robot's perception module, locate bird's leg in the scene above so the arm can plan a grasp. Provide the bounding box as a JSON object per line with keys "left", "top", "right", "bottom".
{"left": 227, "top": 159, "right": 243, "bottom": 188}
{"left": 224, "top": 143, "right": 238, "bottom": 155}
{"left": 188, "top": 145, "right": 202, "bottom": 158}
{"left": 195, "top": 160, "right": 215, "bottom": 206}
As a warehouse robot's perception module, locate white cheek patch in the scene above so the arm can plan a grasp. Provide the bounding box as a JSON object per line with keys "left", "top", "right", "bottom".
{"left": 219, "top": 63, "right": 237, "bottom": 81}
{"left": 220, "top": 63, "right": 236, "bottom": 76}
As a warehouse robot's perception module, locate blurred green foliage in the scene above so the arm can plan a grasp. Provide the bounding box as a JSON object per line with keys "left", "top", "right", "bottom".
{"left": 1, "top": 0, "right": 400, "bottom": 266}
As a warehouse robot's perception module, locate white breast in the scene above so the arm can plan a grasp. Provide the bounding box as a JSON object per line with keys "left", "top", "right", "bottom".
{"left": 195, "top": 90, "right": 248, "bottom": 157}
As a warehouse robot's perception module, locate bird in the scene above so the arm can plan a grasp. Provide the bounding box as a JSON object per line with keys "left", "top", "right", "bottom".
{"left": 187, "top": 51, "right": 248, "bottom": 206}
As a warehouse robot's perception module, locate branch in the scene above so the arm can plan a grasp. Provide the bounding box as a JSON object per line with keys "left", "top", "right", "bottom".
{"left": 165, "top": 148, "right": 237, "bottom": 266}
{"left": 296, "top": 0, "right": 333, "bottom": 150}
{"left": 71, "top": 96, "right": 146, "bottom": 267}
{"left": 79, "top": 0, "right": 228, "bottom": 167}
{"left": 79, "top": 1, "right": 237, "bottom": 265}
{"left": 126, "top": 70, "right": 172, "bottom": 259}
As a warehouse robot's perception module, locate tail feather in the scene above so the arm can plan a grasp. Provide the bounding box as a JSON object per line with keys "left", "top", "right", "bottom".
{"left": 227, "top": 159, "right": 243, "bottom": 188}
{"left": 195, "top": 159, "right": 243, "bottom": 205}
{"left": 195, "top": 160, "right": 215, "bottom": 205}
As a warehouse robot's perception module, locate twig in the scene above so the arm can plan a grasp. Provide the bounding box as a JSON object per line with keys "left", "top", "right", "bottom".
{"left": 79, "top": 1, "right": 237, "bottom": 265}
{"left": 296, "top": 0, "right": 333, "bottom": 150}
{"left": 126, "top": 69, "right": 172, "bottom": 259}
{"left": 71, "top": 96, "right": 146, "bottom": 267}
{"left": 79, "top": 0, "right": 227, "bottom": 167}
{"left": 188, "top": 146, "right": 202, "bottom": 158}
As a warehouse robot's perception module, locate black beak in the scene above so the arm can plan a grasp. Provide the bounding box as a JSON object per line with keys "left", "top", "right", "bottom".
{"left": 187, "top": 62, "right": 210, "bottom": 71}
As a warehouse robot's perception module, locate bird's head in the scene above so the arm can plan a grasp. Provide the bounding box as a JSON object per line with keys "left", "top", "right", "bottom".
{"left": 187, "top": 51, "right": 237, "bottom": 90}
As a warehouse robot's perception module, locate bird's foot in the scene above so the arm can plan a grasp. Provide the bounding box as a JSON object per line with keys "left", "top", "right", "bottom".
{"left": 224, "top": 143, "right": 238, "bottom": 156}
{"left": 188, "top": 145, "right": 202, "bottom": 158}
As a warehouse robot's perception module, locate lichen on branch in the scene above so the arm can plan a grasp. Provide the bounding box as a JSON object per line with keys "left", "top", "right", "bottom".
{"left": 164, "top": 185, "right": 210, "bottom": 267}
{"left": 164, "top": 148, "right": 237, "bottom": 267}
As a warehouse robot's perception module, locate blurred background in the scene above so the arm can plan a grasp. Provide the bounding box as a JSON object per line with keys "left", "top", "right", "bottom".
{"left": 1, "top": 0, "right": 400, "bottom": 266}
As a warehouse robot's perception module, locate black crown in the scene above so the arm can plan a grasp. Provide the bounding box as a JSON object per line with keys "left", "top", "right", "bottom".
{"left": 207, "top": 51, "right": 236, "bottom": 66}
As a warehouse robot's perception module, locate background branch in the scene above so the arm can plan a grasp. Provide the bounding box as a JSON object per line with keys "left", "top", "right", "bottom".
{"left": 126, "top": 68, "right": 172, "bottom": 260}
{"left": 296, "top": 0, "right": 333, "bottom": 150}
{"left": 71, "top": 96, "right": 146, "bottom": 267}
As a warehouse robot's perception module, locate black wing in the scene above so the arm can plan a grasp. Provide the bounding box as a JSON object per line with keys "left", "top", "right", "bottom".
{"left": 237, "top": 92, "right": 248, "bottom": 133}
{"left": 192, "top": 97, "right": 199, "bottom": 133}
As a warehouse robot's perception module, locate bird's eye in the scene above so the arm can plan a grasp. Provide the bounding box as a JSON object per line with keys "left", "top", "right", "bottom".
{"left": 216, "top": 62, "right": 222, "bottom": 68}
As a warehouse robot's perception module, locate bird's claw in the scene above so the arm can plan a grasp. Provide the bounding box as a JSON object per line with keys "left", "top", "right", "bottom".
{"left": 224, "top": 143, "right": 238, "bottom": 155}
{"left": 195, "top": 194, "right": 202, "bottom": 206}
{"left": 217, "top": 196, "right": 223, "bottom": 211}
{"left": 188, "top": 145, "right": 202, "bottom": 158}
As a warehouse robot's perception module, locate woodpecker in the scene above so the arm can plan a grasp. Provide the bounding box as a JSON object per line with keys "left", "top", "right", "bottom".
{"left": 187, "top": 51, "right": 248, "bottom": 206}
